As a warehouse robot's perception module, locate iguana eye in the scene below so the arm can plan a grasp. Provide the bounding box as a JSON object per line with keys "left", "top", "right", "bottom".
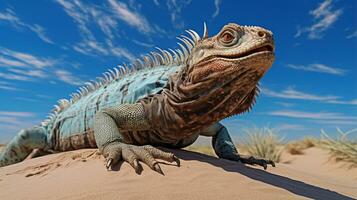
{"left": 222, "top": 32, "right": 234, "bottom": 43}
{"left": 219, "top": 29, "right": 238, "bottom": 46}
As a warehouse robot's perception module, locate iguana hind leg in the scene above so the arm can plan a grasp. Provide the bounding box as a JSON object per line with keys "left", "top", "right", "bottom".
{"left": 200, "top": 123, "right": 275, "bottom": 170}
{"left": 93, "top": 103, "right": 179, "bottom": 174}
{"left": 0, "top": 126, "right": 48, "bottom": 167}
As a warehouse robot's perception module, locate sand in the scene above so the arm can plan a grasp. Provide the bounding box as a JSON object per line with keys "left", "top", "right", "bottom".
{"left": 0, "top": 147, "right": 356, "bottom": 200}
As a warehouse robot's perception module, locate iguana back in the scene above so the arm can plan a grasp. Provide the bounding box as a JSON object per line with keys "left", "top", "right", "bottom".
{"left": 46, "top": 65, "right": 181, "bottom": 150}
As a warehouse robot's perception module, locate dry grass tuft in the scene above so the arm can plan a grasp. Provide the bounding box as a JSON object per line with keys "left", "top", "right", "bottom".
{"left": 185, "top": 145, "right": 216, "bottom": 156}
{"left": 319, "top": 128, "right": 357, "bottom": 168}
{"left": 241, "top": 127, "right": 283, "bottom": 163}
{"left": 285, "top": 137, "right": 318, "bottom": 155}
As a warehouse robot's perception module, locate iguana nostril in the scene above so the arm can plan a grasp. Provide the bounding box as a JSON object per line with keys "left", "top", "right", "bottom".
{"left": 258, "top": 31, "right": 265, "bottom": 37}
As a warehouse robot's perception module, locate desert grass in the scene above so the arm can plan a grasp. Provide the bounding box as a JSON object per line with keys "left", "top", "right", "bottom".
{"left": 319, "top": 128, "right": 357, "bottom": 168}
{"left": 185, "top": 145, "right": 216, "bottom": 156}
{"left": 285, "top": 137, "right": 319, "bottom": 155}
{"left": 240, "top": 127, "right": 283, "bottom": 163}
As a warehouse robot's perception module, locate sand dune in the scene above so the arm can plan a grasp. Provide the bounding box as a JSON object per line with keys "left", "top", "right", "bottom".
{"left": 0, "top": 147, "right": 356, "bottom": 200}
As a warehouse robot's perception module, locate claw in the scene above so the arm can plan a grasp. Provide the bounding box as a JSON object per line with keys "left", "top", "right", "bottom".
{"left": 106, "top": 158, "right": 113, "bottom": 170}
{"left": 239, "top": 155, "right": 275, "bottom": 170}
{"left": 263, "top": 162, "right": 267, "bottom": 170}
{"left": 270, "top": 160, "right": 276, "bottom": 167}
{"left": 153, "top": 163, "right": 164, "bottom": 175}
{"left": 133, "top": 159, "right": 140, "bottom": 173}
{"left": 173, "top": 155, "right": 180, "bottom": 167}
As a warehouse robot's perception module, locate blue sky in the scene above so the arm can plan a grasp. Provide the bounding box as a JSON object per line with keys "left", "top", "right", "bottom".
{"left": 0, "top": 0, "right": 356, "bottom": 142}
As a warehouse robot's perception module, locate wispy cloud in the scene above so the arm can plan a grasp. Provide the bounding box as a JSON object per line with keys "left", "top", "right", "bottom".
{"left": 153, "top": 0, "right": 160, "bottom": 6}
{"left": 0, "top": 81, "right": 21, "bottom": 91}
{"left": 8, "top": 68, "right": 48, "bottom": 78}
{"left": 108, "top": 0, "right": 151, "bottom": 33}
{"left": 268, "top": 110, "right": 357, "bottom": 121}
{"left": 346, "top": 30, "right": 357, "bottom": 39}
{"left": 275, "top": 102, "right": 295, "bottom": 108}
{"left": 325, "top": 99, "right": 357, "bottom": 105}
{"left": 0, "top": 111, "right": 40, "bottom": 142}
{"left": 56, "top": 0, "right": 136, "bottom": 61}
{"left": 267, "top": 109, "right": 357, "bottom": 126}
{"left": 275, "top": 124, "right": 305, "bottom": 131}
{"left": 0, "top": 56, "right": 27, "bottom": 67}
{"left": 0, "top": 48, "right": 56, "bottom": 68}
{"left": 286, "top": 63, "right": 346, "bottom": 75}
{"left": 166, "top": 0, "right": 192, "bottom": 29}
{"left": 0, "top": 72, "right": 31, "bottom": 81}
{"left": 0, "top": 47, "right": 83, "bottom": 86}
{"left": 55, "top": 70, "right": 84, "bottom": 86}
{"left": 262, "top": 87, "right": 339, "bottom": 101}
{"left": 212, "top": 0, "right": 222, "bottom": 18}
{"left": 0, "top": 111, "right": 34, "bottom": 117}
{"left": 132, "top": 39, "right": 154, "bottom": 48}
{"left": 0, "top": 8, "right": 53, "bottom": 44}
{"left": 0, "top": 47, "right": 54, "bottom": 81}
{"left": 262, "top": 87, "right": 357, "bottom": 105}
{"left": 295, "top": 0, "right": 342, "bottom": 39}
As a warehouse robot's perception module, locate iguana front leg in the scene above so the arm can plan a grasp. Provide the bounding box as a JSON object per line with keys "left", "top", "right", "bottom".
{"left": 93, "top": 103, "right": 179, "bottom": 174}
{"left": 200, "top": 123, "right": 275, "bottom": 170}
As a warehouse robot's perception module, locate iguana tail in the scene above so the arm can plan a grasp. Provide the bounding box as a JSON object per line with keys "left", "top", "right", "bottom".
{"left": 0, "top": 126, "right": 48, "bottom": 167}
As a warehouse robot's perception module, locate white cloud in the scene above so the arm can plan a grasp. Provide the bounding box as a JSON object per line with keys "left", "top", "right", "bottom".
{"left": 268, "top": 110, "right": 357, "bottom": 127}
{"left": 262, "top": 87, "right": 357, "bottom": 106}
{"left": 0, "top": 111, "right": 40, "bottom": 143}
{"left": 325, "top": 99, "right": 357, "bottom": 105}
{"left": 56, "top": 0, "right": 137, "bottom": 61}
{"left": 314, "top": 120, "right": 357, "bottom": 125}
{"left": 153, "top": 0, "right": 160, "bottom": 6}
{"left": 55, "top": 70, "right": 84, "bottom": 86}
{"left": 0, "top": 72, "right": 31, "bottom": 81}
{"left": 166, "top": 0, "right": 192, "bottom": 29}
{"left": 275, "top": 102, "right": 295, "bottom": 108}
{"left": 28, "top": 24, "right": 54, "bottom": 44}
{"left": 295, "top": 0, "right": 342, "bottom": 39}
{"left": 286, "top": 63, "right": 346, "bottom": 75}
{"left": 262, "top": 87, "right": 339, "bottom": 101}
{"left": 0, "top": 111, "right": 34, "bottom": 117}
{"left": 275, "top": 124, "right": 305, "bottom": 131}
{"left": 0, "top": 48, "right": 56, "bottom": 68}
{"left": 268, "top": 110, "right": 357, "bottom": 121}
{"left": 0, "top": 47, "right": 83, "bottom": 87}
{"left": 108, "top": 0, "right": 151, "bottom": 33}
{"left": 0, "top": 56, "right": 26, "bottom": 67}
{"left": 132, "top": 39, "right": 154, "bottom": 48}
{"left": 212, "top": 0, "right": 222, "bottom": 18}
{"left": 0, "top": 8, "right": 54, "bottom": 44}
{"left": 0, "top": 81, "right": 21, "bottom": 91}
{"left": 346, "top": 30, "right": 357, "bottom": 39}
{"left": 8, "top": 68, "right": 48, "bottom": 78}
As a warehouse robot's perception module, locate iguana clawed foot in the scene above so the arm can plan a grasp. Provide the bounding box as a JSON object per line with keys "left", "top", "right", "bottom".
{"left": 238, "top": 154, "right": 275, "bottom": 170}
{"left": 103, "top": 143, "right": 180, "bottom": 175}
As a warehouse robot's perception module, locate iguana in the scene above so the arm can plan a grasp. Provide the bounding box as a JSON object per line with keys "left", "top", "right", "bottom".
{"left": 0, "top": 23, "right": 275, "bottom": 174}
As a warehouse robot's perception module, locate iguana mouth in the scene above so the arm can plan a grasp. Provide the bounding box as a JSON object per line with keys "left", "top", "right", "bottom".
{"left": 220, "top": 44, "right": 274, "bottom": 59}
{"left": 196, "top": 44, "right": 274, "bottom": 66}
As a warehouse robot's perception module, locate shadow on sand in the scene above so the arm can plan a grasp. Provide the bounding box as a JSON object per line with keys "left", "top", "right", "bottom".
{"left": 170, "top": 148, "right": 354, "bottom": 200}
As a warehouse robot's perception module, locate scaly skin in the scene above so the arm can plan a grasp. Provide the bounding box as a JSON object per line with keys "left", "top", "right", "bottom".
{"left": 0, "top": 23, "right": 275, "bottom": 174}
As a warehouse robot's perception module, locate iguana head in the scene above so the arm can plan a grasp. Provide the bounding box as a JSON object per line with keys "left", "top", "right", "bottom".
{"left": 167, "top": 23, "right": 275, "bottom": 126}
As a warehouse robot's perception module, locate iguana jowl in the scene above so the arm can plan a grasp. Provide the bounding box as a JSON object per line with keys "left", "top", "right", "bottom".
{"left": 0, "top": 23, "right": 275, "bottom": 173}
